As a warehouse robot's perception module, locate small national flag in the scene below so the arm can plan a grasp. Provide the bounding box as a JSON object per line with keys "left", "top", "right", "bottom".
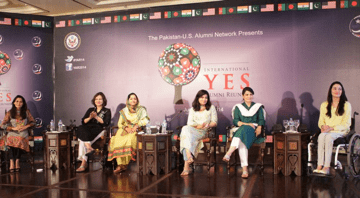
{"left": 101, "top": 16, "right": 111, "bottom": 24}
{"left": 164, "top": 11, "right": 172, "bottom": 18}
{"left": 350, "top": 0, "right": 359, "bottom": 7}
{"left": 44, "top": 21, "right": 51, "bottom": 28}
{"left": 150, "top": 12, "right": 161, "bottom": 19}
{"left": 130, "top": 14, "right": 140, "bottom": 21}
{"left": 250, "top": 5, "right": 260, "bottom": 12}
{"left": 121, "top": 15, "right": 129, "bottom": 22}
{"left": 322, "top": 1, "right": 336, "bottom": 9}
{"left": 24, "top": 19, "right": 31, "bottom": 26}
{"left": 261, "top": 4, "right": 274, "bottom": 12}
{"left": 82, "top": 18, "right": 92, "bottom": 25}
{"left": 172, "top": 11, "right": 181, "bottom": 18}
{"left": 195, "top": 9, "right": 203, "bottom": 16}
{"left": 298, "top": 2, "right": 310, "bottom": 10}
{"left": 75, "top": 19, "right": 82, "bottom": 26}
{"left": 0, "top": 18, "right": 11, "bottom": 25}
{"left": 94, "top": 18, "right": 100, "bottom": 24}
{"left": 32, "top": 20, "right": 42, "bottom": 27}
{"left": 340, "top": 1, "right": 349, "bottom": 8}
{"left": 142, "top": 13, "right": 149, "bottom": 20}
{"left": 219, "top": 7, "right": 227, "bottom": 15}
{"left": 181, "top": 10, "right": 192, "bottom": 17}
{"left": 114, "top": 16, "right": 120, "bottom": 23}
{"left": 34, "top": 136, "right": 43, "bottom": 142}
{"left": 313, "top": 2, "right": 322, "bottom": 9}
{"left": 227, "top": 7, "right": 236, "bottom": 14}
{"left": 56, "top": 21, "right": 65, "bottom": 28}
{"left": 218, "top": 135, "right": 226, "bottom": 142}
{"left": 278, "top": 3, "right": 286, "bottom": 11}
{"left": 237, "top": 6, "right": 249, "bottom": 13}
{"left": 15, "top": 19, "right": 22, "bottom": 26}
{"left": 287, "top": 3, "right": 297, "bottom": 10}
{"left": 203, "top": 8, "right": 215, "bottom": 16}
{"left": 68, "top": 20, "right": 75, "bottom": 27}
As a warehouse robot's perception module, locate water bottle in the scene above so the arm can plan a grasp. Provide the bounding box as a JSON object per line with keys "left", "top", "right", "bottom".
{"left": 50, "top": 120, "right": 55, "bottom": 131}
{"left": 161, "top": 120, "right": 167, "bottom": 134}
{"left": 146, "top": 123, "right": 151, "bottom": 134}
{"left": 289, "top": 118, "right": 295, "bottom": 131}
{"left": 58, "top": 119, "right": 63, "bottom": 132}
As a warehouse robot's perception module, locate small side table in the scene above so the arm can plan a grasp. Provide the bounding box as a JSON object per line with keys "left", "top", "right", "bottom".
{"left": 44, "top": 131, "right": 71, "bottom": 169}
{"left": 137, "top": 132, "right": 172, "bottom": 175}
{"left": 274, "top": 132, "right": 310, "bottom": 176}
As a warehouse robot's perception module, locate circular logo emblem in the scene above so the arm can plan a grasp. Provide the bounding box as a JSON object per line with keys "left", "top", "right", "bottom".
{"left": 0, "top": 35, "right": 3, "bottom": 45}
{"left": 13, "top": 49, "right": 24, "bottom": 60}
{"left": 350, "top": 15, "right": 360, "bottom": 38}
{"left": 32, "top": 36, "right": 42, "bottom": 47}
{"left": 32, "top": 64, "right": 42, "bottom": 74}
{"left": 32, "top": 90, "right": 42, "bottom": 101}
{"left": 158, "top": 43, "right": 201, "bottom": 86}
{"left": 0, "top": 51, "right": 11, "bottom": 75}
{"left": 64, "top": 32, "right": 81, "bottom": 51}
{"left": 35, "top": 118, "right": 43, "bottom": 128}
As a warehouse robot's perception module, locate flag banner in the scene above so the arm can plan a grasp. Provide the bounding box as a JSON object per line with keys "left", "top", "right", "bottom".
{"left": 141, "top": 13, "right": 149, "bottom": 20}
{"left": 181, "top": 10, "right": 192, "bottom": 17}
{"left": 340, "top": 1, "right": 349, "bottom": 8}
{"left": 203, "top": 8, "right": 215, "bottom": 16}
{"left": 68, "top": 20, "right": 75, "bottom": 27}
{"left": 101, "top": 16, "right": 111, "bottom": 23}
{"left": 56, "top": 21, "right": 65, "bottom": 28}
{"left": 130, "top": 14, "right": 140, "bottom": 21}
{"left": 322, "top": 1, "right": 336, "bottom": 9}
{"left": 261, "top": 4, "right": 274, "bottom": 12}
{"left": 82, "top": 18, "right": 92, "bottom": 25}
{"left": 237, "top": 6, "right": 249, "bottom": 13}
{"left": 164, "top": 11, "right": 172, "bottom": 18}
{"left": 297, "top": 2, "right": 311, "bottom": 10}
{"left": 150, "top": 12, "right": 161, "bottom": 19}
{"left": 32, "top": 20, "right": 42, "bottom": 27}
{"left": 0, "top": 18, "right": 11, "bottom": 25}
{"left": 14, "top": 19, "right": 22, "bottom": 26}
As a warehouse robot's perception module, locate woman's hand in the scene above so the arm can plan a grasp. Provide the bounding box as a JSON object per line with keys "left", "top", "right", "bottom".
{"left": 89, "top": 111, "right": 97, "bottom": 119}
{"left": 132, "top": 125, "right": 139, "bottom": 133}
{"left": 248, "top": 124, "right": 256, "bottom": 129}
{"left": 255, "top": 127, "right": 262, "bottom": 137}
{"left": 125, "top": 127, "right": 133, "bottom": 134}
{"left": 321, "top": 125, "right": 332, "bottom": 133}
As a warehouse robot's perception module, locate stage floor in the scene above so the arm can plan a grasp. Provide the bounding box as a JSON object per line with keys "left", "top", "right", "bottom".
{"left": 0, "top": 152, "right": 359, "bottom": 198}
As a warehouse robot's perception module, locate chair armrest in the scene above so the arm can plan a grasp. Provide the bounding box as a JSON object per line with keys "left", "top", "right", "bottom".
{"left": 111, "top": 126, "right": 119, "bottom": 137}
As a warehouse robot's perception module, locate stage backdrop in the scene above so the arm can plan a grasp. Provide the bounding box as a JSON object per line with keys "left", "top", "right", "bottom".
{"left": 0, "top": 15, "right": 53, "bottom": 137}
{"left": 54, "top": 5, "right": 360, "bottom": 136}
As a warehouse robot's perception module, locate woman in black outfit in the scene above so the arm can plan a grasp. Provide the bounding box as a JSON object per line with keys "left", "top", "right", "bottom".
{"left": 76, "top": 92, "right": 111, "bottom": 172}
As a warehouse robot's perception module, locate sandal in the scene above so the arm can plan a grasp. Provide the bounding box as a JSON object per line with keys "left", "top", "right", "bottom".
{"left": 241, "top": 171, "right": 249, "bottom": 179}
{"left": 180, "top": 169, "right": 192, "bottom": 176}
{"left": 76, "top": 165, "right": 87, "bottom": 173}
{"left": 114, "top": 165, "right": 127, "bottom": 174}
{"left": 222, "top": 154, "right": 231, "bottom": 162}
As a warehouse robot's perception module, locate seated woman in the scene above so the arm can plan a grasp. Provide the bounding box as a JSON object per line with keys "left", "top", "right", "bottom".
{"left": 313, "top": 81, "right": 351, "bottom": 175}
{"left": 222, "top": 87, "right": 265, "bottom": 178}
{"left": 180, "top": 89, "right": 218, "bottom": 176}
{"left": 107, "top": 93, "right": 150, "bottom": 174}
{"left": 0, "top": 95, "right": 35, "bottom": 172}
{"left": 76, "top": 92, "right": 111, "bottom": 172}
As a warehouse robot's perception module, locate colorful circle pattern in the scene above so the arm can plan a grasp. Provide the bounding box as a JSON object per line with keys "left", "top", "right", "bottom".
{"left": 0, "top": 51, "right": 11, "bottom": 75}
{"left": 158, "top": 43, "right": 201, "bottom": 86}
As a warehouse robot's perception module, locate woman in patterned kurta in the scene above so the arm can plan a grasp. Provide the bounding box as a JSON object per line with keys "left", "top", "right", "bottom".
{"left": 0, "top": 95, "right": 35, "bottom": 172}
{"left": 180, "top": 90, "right": 218, "bottom": 176}
{"left": 223, "top": 87, "right": 265, "bottom": 178}
{"left": 108, "top": 93, "right": 150, "bottom": 174}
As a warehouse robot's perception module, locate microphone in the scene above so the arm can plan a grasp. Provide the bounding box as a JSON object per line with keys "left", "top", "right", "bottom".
{"left": 300, "top": 103, "right": 304, "bottom": 125}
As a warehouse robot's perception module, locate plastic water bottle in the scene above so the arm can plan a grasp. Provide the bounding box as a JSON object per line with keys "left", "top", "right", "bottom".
{"left": 58, "top": 119, "right": 63, "bottom": 132}
{"left": 146, "top": 123, "right": 151, "bottom": 134}
{"left": 161, "top": 120, "right": 167, "bottom": 134}
{"left": 50, "top": 120, "right": 55, "bottom": 131}
{"left": 289, "top": 118, "right": 295, "bottom": 131}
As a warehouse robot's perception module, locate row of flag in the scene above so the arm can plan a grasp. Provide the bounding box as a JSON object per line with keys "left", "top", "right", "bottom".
{"left": 0, "top": 17, "right": 51, "bottom": 27}
{"left": 2, "top": 1, "right": 360, "bottom": 28}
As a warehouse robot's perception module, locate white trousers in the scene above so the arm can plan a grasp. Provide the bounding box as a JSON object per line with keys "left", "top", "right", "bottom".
{"left": 78, "top": 130, "right": 105, "bottom": 162}
{"left": 317, "top": 132, "right": 344, "bottom": 167}
{"left": 230, "top": 137, "right": 248, "bottom": 167}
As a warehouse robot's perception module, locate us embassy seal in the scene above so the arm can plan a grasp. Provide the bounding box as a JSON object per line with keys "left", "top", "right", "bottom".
{"left": 64, "top": 32, "right": 81, "bottom": 51}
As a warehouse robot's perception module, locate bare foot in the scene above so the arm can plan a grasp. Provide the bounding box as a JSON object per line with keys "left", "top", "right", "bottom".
{"left": 181, "top": 169, "right": 191, "bottom": 176}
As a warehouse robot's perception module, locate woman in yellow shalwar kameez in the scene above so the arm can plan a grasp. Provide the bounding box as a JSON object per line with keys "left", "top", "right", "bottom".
{"left": 107, "top": 93, "right": 150, "bottom": 174}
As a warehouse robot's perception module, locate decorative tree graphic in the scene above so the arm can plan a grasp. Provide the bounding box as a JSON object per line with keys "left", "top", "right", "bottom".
{"left": 158, "top": 43, "right": 201, "bottom": 104}
{"left": 0, "top": 51, "right": 11, "bottom": 82}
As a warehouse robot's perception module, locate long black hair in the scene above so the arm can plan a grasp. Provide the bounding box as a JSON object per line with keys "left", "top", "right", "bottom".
{"left": 326, "top": 81, "right": 347, "bottom": 117}
{"left": 192, "top": 89, "right": 211, "bottom": 111}
{"left": 10, "top": 95, "right": 28, "bottom": 119}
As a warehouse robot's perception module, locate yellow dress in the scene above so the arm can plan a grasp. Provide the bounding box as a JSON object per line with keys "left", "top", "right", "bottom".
{"left": 107, "top": 105, "right": 149, "bottom": 165}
